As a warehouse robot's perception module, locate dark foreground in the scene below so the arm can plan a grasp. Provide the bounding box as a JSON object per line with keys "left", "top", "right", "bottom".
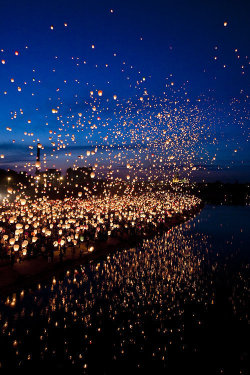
{"left": 0, "top": 205, "right": 249, "bottom": 374}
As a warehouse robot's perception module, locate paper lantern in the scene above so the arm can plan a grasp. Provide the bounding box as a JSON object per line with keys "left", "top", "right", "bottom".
{"left": 9, "top": 238, "right": 15, "bottom": 246}
{"left": 14, "top": 244, "right": 19, "bottom": 251}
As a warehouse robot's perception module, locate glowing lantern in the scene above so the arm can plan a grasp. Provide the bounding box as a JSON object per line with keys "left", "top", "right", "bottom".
{"left": 32, "top": 236, "right": 38, "bottom": 243}
{"left": 78, "top": 192, "right": 82, "bottom": 197}
{"left": 3, "top": 235, "right": 8, "bottom": 241}
{"left": 9, "top": 238, "right": 15, "bottom": 246}
{"left": 0, "top": 154, "right": 4, "bottom": 158}
{"left": 22, "top": 240, "right": 28, "bottom": 248}
{"left": 113, "top": 95, "right": 117, "bottom": 100}
{"left": 20, "top": 199, "right": 26, "bottom": 206}
{"left": 35, "top": 161, "right": 41, "bottom": 168}
{"left": 14, "top": 244, "right": 19, "bottom": 251}
{"left": 98, "top": 90, "right": 103, "bottom": 96}
{"left": 90, "top": 172, "right": 95, "bottom": 178}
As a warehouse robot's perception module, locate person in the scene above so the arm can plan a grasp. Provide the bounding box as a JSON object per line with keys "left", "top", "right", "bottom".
{"left": 10, "top": 250, "right": 15, "bottom": 266}
{"left": 59, "top": 247, "right": 63, "bottom": 262}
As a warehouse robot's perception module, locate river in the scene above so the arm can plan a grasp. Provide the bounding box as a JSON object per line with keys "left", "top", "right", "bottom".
{"left": 0, "top": 205, "right": 249, "bottom": 374}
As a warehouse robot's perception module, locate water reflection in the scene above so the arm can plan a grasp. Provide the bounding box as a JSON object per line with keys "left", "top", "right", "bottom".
{"left": 0, "top": 206, "right": 249, "bottom": 373}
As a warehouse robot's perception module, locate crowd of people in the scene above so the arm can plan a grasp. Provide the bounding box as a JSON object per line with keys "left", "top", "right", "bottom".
{"left": 0, "top": 192, "right": 201, "bottom": 265}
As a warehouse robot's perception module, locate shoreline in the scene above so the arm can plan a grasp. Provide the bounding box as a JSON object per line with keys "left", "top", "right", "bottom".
{"left": 0, "top": 203, "right": 203, "bottom": 297}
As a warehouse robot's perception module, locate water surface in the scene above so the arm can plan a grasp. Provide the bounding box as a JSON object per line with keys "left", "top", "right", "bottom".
{"left": 0, "top": 205, "right": 249, "bottom": 374}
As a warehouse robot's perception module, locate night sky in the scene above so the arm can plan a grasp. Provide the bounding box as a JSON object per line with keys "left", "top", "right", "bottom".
{"left": 0, "top": 0, "right": 249, "bottom": 181}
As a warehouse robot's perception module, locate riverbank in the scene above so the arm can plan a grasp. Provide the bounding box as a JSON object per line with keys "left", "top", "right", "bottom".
{"left": 0, "top": 203, "right": 203, "bottom": 296}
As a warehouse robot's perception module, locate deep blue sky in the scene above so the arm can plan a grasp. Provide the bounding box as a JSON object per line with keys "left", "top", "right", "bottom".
{"left": 0, "top": 0, "right": 249, "bottom": 181}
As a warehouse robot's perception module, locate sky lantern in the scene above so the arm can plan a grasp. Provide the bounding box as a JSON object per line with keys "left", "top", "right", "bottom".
{"left": 1, "top": 60, "right": 5, "bottom": 64}
{"left": 98, "top": 90, "right": 103, "bottom": 96}
{"left": 113, "top": 94, "right": 117, "bottom": 100}
{"left": 9, "top": 238, "right": 15, "bottom": 246}
{"left": 90, "top": 172, "right": 95, "bottom": 178}
{"left": 14, "top": 244, "right": 19, "bottom": 251}
{"left": 14, "top": 51, "right": 19, "bottom": 56}
{"left": 22, "top": 240, "right": 28, "bottom": 248}
{"left": 52, "top": 108, "right": 58, "bottom": 113}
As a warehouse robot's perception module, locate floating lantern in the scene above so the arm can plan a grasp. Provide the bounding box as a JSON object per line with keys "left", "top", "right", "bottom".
{"left": 9, "top": 238, "right": 15, "bottom": 246}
